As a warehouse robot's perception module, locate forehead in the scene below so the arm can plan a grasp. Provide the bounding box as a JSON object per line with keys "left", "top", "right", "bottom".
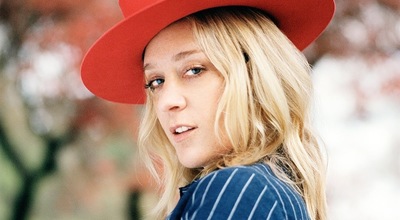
{"left": 143, "top": 20, "right": 196, "bottom": 59}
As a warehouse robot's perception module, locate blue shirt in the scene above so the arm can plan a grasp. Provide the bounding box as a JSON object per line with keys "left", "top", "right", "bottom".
{"left": 167, "top": 163, "right": 309, "bottom": 220}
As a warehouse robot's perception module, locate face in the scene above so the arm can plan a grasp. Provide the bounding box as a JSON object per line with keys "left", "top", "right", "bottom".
{"left": 143, "top": 21, "right": 232, "bottom": 168}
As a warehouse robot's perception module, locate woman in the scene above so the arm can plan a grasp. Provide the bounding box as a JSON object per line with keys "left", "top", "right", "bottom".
{"left": 81, "top": 1, "right": 335, "bottom": 219}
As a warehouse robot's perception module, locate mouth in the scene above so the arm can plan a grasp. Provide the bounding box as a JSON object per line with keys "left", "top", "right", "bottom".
{"left": 173, "top": 126, "right": 195, "bottom": 135}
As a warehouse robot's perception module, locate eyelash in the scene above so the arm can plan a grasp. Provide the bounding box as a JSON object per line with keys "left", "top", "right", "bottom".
{"left": 185, "top": 66, "right": 205, "bottom": 76}
{"left": 144, "top": 78, "right": 164, "bottom": 91}
{"left": 144, "top": 66, "right": 205, "bottom": 91}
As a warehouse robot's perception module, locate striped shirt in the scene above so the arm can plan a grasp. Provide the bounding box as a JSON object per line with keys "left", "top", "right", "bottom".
{"left": 166, "top": 163, "right": 309, "bottom": 220}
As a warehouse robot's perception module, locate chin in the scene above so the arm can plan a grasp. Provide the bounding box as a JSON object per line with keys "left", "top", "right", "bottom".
{"left": 178, "top": 158, "right": 205, "bottom": 169}
{"left": 180, "top": 162, "right": 202, "bottom": 169}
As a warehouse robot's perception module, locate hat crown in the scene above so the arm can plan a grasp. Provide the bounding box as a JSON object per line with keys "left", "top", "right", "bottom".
{"left": 119, "top": 0, "right": 161, "bottom": 17}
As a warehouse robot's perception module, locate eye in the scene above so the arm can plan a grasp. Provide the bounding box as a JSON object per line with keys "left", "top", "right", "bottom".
{"left": 144, "top": 78, "right": 164, "bottom": 91}
{"left": 185, "top": 67, "right": 205, "bottom": 76}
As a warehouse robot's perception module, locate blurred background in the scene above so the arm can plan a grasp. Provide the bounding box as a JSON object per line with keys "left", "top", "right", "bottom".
{"left": 0, "top": 0, "right": 399, "bottom": 219}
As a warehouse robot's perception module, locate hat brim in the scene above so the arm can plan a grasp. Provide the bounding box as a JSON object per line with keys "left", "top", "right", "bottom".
{"left": 81, "top": 0, "right": 335, "bottom": 104}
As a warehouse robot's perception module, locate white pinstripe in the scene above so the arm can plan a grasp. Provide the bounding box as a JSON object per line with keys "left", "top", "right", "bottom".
{"left": 227, "top": 173, "right": 255, "bottom": 220}
{"left": 279, "top": 178, "right": 304, "bottom": 220}
{"left": 266, "top": 201, "right": 278, "bottom": 220}
{"left": 192, "top": 172, "right": 218, "bottom": 219}
{"left": 254, "top": 165, "right": 289, "bottom": 220}
{"left": 252, "top": 164, "right": 305, "bottom": 219}
{"left": 276, "top": 179, "right": 297, "bottom": 219}
{"left": 263, "top": 166, "right": 303, "bottom": 219}
{"left": 207, "top": 168, "right": 239, "bottom": 220}
{"left": 192, "top": 179, "right": 205, "bottom": 206}
{"left": 247, "top": 185, "right": 268, "bottom": 220}
{"left": 184, "top": 211, "right": 188, "bottom": 220}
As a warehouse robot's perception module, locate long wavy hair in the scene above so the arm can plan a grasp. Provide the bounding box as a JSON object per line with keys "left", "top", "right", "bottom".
{"left": 138, "top": 6, "right": 327, "bottom": 220}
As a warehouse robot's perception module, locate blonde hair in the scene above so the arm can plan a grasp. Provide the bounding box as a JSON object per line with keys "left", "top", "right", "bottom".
{"left": 138, "top": 7, "right": 327, "bottom": 220}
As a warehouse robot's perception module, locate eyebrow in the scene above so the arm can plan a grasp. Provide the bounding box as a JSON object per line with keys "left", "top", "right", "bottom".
{"left": 143, "top": 49, "right": 202, "bottom": 71}
{"left": 172, "top": 49, "right": 202, "bottom": 62}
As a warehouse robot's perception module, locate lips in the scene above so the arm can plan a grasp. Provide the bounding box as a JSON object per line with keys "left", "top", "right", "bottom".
{"left": 171, "top": 126, "right": 195, "bottom": 134}
{"left": 169, "top": 125, "right": 196, "bottom": 142}
{"left": 174, "top": 126, "right": 194, "bottom": 134}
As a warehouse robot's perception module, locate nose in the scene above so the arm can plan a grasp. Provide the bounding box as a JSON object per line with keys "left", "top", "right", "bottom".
{"left": 157, "top": 80, "right": 187, "bottom": 112}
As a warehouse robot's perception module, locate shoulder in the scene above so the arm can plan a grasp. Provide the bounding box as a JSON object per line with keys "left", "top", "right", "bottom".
{"left": 182, "top": 163, "right": 309, "bottom": 220}
{"left": 195, "top": 163, "right": 286, "bottom": 195}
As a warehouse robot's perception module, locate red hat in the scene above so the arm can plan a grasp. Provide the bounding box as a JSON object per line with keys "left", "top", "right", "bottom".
{"left": 81, "top": 0, "right": 335, "bottom": 104}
